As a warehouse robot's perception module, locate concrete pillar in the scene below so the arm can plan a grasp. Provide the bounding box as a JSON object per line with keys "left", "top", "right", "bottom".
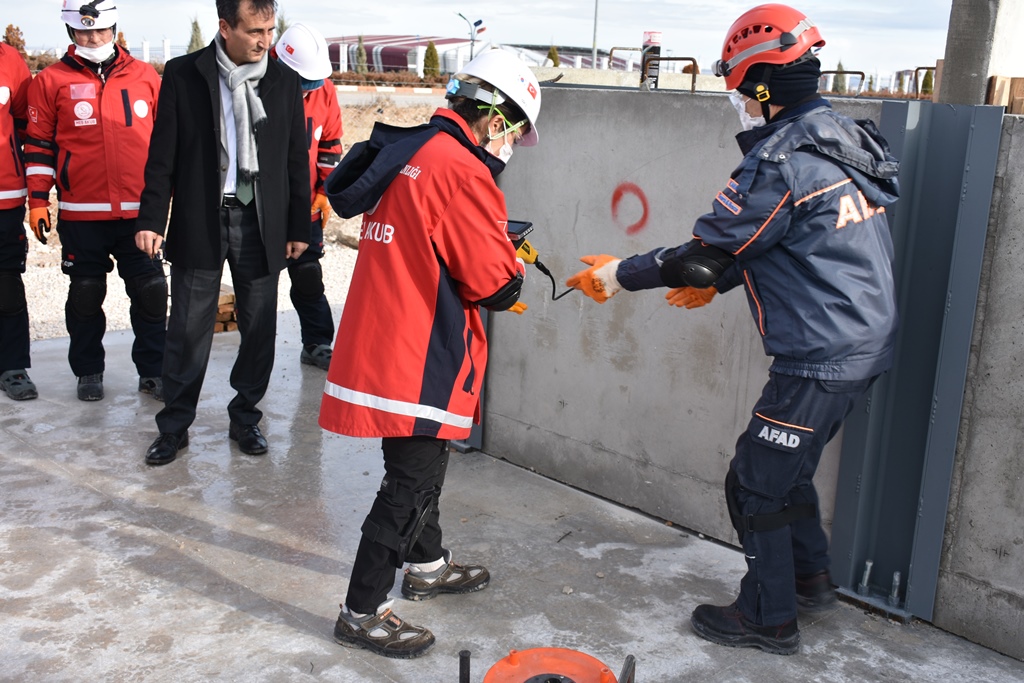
{"left": 939, "top": 0, "right": 1024, "bottom": 104}
{"left": 141, "top": 40, "right": 150, "bottom": 63}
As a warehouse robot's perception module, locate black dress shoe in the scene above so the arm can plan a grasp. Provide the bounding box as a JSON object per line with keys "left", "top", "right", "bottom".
{"left": 145, "top": 431, "right": 188, "bottom": 466}
{"left": 229, "top": 422, "right": 268, "bottom": 455}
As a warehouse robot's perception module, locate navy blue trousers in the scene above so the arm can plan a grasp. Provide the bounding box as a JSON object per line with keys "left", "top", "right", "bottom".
{"left": 287, "top": 217, "right": 334, "bottom": 347}
{"left": 730, "top": 372, "right": 874, "bottom": 625}
{"left": 57, "top": 218, "right": 165, "bottom": 377}
{"left": 0, "top": 207, "right": 30, "bottom": 373}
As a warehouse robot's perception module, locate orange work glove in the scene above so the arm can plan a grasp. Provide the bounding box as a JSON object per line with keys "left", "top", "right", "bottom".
{"left": 509, "top": 301, "right": 528, "bottom": 315}
{"left": 311, "top": 193, "right": 331, "bottom": 229}
{"left": 564, "top": 254, "right": 622, "bottom": 303}
{"left": 29, "top": 207, "right": 52, "bottom": 245}
{"left": 665, "top": 286, "right": 717, "bottom": 309}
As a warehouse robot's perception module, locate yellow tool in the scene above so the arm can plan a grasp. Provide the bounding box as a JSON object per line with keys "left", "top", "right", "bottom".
{"left": 505, "top": 219, "right": 575, "bottom": 300}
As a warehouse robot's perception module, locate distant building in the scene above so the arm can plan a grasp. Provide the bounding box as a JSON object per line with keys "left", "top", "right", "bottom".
{"left": 325, "top": 35, "right": 638, "bottom": 75}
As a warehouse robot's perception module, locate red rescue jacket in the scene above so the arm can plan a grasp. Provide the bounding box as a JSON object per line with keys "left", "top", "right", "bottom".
{"left": 0, "top": 44, "right": 30, "bottom": 211}
{"left": 319, "top": 109, "right": 522, "bottom": 439}
{"left": 303, "top": 81, "right": 344, "bottom": 201}
{"left": 24, "top": 45, "right": 160, "bottom": 221}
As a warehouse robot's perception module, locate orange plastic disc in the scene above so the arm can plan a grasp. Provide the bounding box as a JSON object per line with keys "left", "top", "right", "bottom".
{"left": 483, "top": 648, "right": 618, "bottom": 683}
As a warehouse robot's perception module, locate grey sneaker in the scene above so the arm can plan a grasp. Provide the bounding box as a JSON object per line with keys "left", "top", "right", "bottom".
{"left": 0, "top": 370, "right": 38, "bottom": 401}
{"left": 333, "top": 599, "right": 434, "bottom": 659}
{"left": 401, "top": 549, "right": 490, "bottom": 601}
{"left": 77, "top": 373, "right": 103, "bottom": 401}
{"left": 138, "top": 376, "right": 163, "bottom": 401}
{"left": 300, "top": 343, "right": 332, "bottom": 370}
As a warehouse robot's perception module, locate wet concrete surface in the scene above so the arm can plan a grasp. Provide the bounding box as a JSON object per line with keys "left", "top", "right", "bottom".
{"left": 2, "top": 313, "right": 1023, "bottom": 682}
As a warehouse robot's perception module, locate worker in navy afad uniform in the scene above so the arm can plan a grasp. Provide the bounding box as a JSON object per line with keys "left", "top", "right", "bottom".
{"left": 566, "top": 4, "right": 899, "bottom": 655}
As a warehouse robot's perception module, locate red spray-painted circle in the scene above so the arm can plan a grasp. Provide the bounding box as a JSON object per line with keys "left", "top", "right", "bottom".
{"left": 611, "top": 182, "right": 650, "bottom": 235}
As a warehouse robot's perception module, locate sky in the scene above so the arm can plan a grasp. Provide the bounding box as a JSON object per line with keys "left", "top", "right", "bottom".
{"left": 11, "top": 0, "right": 953, "bottom": 81}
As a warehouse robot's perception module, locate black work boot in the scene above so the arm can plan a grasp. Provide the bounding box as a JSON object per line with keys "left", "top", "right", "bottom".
{"left": 77, "top": 373, "right": 103, "bottom": 401}
{"left": 690, "top": 603, "right": 799, "bottom": 655}
{"left": 796, "top": 570, "right": 838, "bottom": 614}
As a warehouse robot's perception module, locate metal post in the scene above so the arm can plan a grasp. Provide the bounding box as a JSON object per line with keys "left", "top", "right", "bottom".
{"left": 457, "top": 12, "right": 474, "bottom": 61}
{"left": 591, "top": 0, "right": 599, "bottom": 68}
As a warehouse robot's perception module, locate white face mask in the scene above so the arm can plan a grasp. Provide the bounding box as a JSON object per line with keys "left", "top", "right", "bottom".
{"left": 729, "top": 90, "right": 766, "bottom": 132}
{"left": 76, "top": 41, "right": 116, "bottom": 64}
{"left": 495, "top": 142, "right": 514, "bottom": 164}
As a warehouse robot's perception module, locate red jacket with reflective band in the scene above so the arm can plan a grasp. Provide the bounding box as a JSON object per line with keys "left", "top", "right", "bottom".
{"left": 24, "top": 45, "right": 160, "bottom": 221}
{"left": 319, "top": 108, "right": 521, "bottom": 439}
{"left": 0, "top": 44, "right": 30, "bottom": 211}
{"left": 303, "top": 81, "right": 343, "bottom": 199}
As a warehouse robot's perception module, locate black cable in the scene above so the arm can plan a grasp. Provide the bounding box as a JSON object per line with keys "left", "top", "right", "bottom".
{"left": 534, "top": 259, "right": 576, "bottom": 300}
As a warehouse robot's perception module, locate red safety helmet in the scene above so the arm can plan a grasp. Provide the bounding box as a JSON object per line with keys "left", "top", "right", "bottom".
{"left": 713, "top": 4, "right": 825, "bottom": 91}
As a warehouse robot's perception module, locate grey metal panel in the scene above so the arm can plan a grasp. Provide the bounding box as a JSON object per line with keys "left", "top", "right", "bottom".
{"left": 905, "top": 104, "right": 1003, "bottom": 619}
{"left": 831, "top": 101, "right": 1003, "bottom": 620}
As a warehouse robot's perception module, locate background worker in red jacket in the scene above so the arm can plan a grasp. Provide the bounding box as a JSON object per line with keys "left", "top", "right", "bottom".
{"left": 0, "top": 43, "right": 35, "bottom": 401}
{"left": 272, "top": 23, "right": 340, "bottom": 371}
{"left": 24, "top": 0, "right": 166, "bottom": 402}
{"left": 319, "top": 49, "right": 541, "bottom": 658}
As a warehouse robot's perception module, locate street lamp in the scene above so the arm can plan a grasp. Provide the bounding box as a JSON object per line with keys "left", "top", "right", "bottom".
{"left": 591, "top": 0, "right": 598, "bottom": 68}
{"left": 457, "top": 12, "right": 483, "bottom": 60}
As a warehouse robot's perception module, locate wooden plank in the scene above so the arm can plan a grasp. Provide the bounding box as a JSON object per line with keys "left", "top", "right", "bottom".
{"left": 987, "top": 75, "right": 1011, "bottom": 106}
{"left": 218, "top": 284, "right": 235, "bottom": 306}
{"left": 931, "top": 59, "right": 943, "bottom": 103}
{"left": 1009, "top": 78, "right": 1024, "bottom": 115}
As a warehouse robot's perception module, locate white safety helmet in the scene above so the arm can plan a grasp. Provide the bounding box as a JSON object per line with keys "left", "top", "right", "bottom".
{"left": 62, "top": 0, "right": 118, "bottom": 31}
{"left": 448, "top": 49, "right": 542, "bottom": 146}
{"left": 276, "top": 23, "right": 333, "bottom": 81}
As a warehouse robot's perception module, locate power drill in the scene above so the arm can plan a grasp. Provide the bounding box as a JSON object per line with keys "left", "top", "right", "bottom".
{"left": 506, "top": 220, "right": 573, "bottom": 300}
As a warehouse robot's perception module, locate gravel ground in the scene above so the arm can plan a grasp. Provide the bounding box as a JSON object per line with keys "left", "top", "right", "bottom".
{"left": 22, "top": 99, "right": 436, "bottom": 342}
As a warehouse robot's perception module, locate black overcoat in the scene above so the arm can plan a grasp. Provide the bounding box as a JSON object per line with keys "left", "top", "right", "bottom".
{"left": 136, "top": 42, "right": 310, "bottom": 273}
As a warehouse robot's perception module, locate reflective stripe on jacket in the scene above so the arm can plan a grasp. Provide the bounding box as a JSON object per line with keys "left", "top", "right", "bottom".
{"left": 319, "top": 108, "right": 521, "bottom": 439}
{"left": 24, "top": 44, "right": 160, "bottom": 221}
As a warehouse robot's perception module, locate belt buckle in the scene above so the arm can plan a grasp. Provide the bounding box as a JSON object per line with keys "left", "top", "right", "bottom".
{"left": 222, "top": 194, "right": 240, "bottom": 208}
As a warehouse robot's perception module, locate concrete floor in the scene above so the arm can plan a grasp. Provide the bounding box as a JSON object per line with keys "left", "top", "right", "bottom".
{"left": 2, "top": 313, "right": 1023, "bottom": 683}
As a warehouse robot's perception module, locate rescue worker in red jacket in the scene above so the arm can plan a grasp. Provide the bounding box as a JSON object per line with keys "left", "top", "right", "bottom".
{"left": 0, "top": 43, "right": 35, "bottom": 401}
{"left": 24, "top": 0, "right": 166, "bottom": 402}
{"left": 272, "top": 23, "right": 340, "bottom": 371}
{"left": 319, "top": 49, "right": 541, "bottom": 658}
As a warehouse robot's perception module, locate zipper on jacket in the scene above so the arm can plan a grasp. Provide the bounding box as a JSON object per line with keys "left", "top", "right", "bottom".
{"left": 120, "top": 89, "right": 133, "bottom": 127}
{"left": 743, "top": 269, "right": 767, "bottom": 336}
{"left": 7, "top": 135, "right": 22, "bottom": 178}
{"left": 59, "top": 151, "right": 72, "bottom": 192}
{"left": 462, "top": 328, "right": 476, "bottom": 394}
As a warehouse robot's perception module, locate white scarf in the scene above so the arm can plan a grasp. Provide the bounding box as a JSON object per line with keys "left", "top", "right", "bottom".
{"left": 214, "top": 36, "right": 268, "bottom": 182}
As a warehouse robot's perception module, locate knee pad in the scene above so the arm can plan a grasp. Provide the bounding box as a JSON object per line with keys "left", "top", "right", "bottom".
{"left": 725, "top": 468, "right": 746, "bottom": 544}
{"left": 0, "top": 271, "right": 26, "bottom": 316}
{"left": 289, "top": 260, "right": 325, "bottom": 300}
{"left": 725, "top": 468, "right": 816, "bottom": 544}
{"left": 129, "top": 273, "right": 168, "bottom": 324}
{"left": 361, "top": 476, "right": 435, "bottom": 567}
{"left": 68, "top": 277, "right": 106, "bottom": 319}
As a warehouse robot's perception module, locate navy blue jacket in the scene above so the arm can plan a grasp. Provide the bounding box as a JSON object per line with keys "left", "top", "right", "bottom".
{"left": 618, "top": 99, "right": 899, "bottom": 381}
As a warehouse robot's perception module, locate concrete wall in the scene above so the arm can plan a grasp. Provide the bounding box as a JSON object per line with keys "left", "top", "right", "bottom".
{"left": 482, "top": 86, "right": 1024, "bottom": 659}
{"left": 485, "top": 86, "right": 881, "bottom": 547}
{"left": 940, "top": 0, "right": 1024, "bottom": 105}
{"left": 932, "top": 115, "right": 1024, "bottom": 658}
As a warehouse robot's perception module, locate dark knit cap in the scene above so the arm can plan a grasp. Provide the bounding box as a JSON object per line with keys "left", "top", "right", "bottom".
{"left": 738, "top": 54, "right": 822, "bottom": 106}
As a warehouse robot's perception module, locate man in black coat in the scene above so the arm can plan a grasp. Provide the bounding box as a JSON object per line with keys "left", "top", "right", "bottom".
{"left": 135, "top": 0, "right": 310, "bottom": 465}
